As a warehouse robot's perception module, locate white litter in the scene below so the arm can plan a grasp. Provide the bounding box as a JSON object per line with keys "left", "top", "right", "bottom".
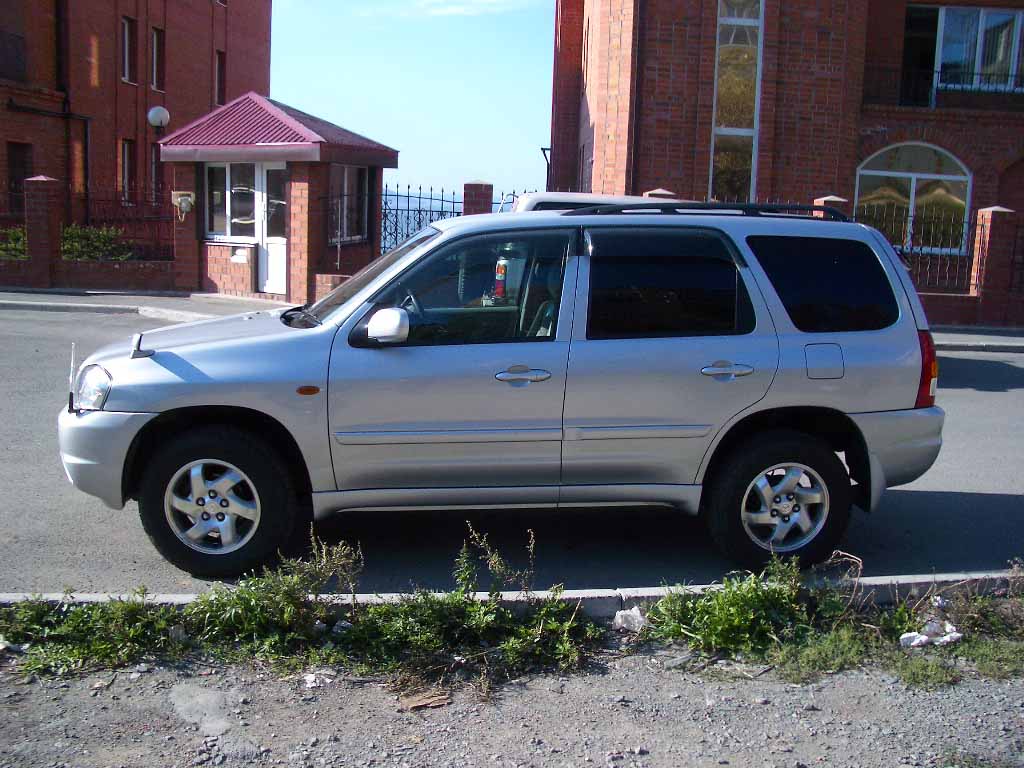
{"left": 303, "top": 673, "right": 321, "bottom": 689}
{"left": 900, "top": 619, "right": 962, "bottom": 648}
{"left": 613, "top": 606, "right": 647, "bottom": 633}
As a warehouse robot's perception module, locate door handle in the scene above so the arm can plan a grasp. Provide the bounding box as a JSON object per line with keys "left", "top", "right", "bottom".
{"left": 495, "top": 367, "right": 552, "bottom": 384}
{"left": 701, "top": 363, "right": 754, "bottom": 379}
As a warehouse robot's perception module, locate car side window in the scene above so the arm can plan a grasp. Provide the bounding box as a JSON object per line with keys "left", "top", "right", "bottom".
{"left": 370, "top": 230, "right": 573, "bottom": 346}
{"left": 745, "top": 235, "right": 899, "bottom": 333}
{"left": 586, "top": 228, "right": 755, "bottom": 340}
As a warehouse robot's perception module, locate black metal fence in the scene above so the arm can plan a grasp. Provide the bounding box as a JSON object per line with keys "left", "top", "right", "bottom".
{"left": 66, "top": 188, "right": 174, "bottom": 261}
{"left": 854, "top": 203, "right": 978, "bottom": 292}
{"left": 863, "top": 67, "right": 1024, "bottom": 110}
{"left": 1011, "top": 221, "right": 1024, "bottom": 295}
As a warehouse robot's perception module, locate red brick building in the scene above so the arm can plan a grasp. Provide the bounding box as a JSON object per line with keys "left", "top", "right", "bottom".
{"left": 1, "top": 0, "right": 271, "bottom": 217}
{"left": 548, "top": 0, "right": 1024, "bottom": 219}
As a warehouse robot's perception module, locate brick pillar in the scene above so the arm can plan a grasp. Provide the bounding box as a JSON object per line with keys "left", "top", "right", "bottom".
{"left": 813, "top": 195, "right": 851, "bottom": 219}
{"left": 171, "top": 163, "right": 201, "bottom": 291}
{"left": 287, "top": 162, "right": 328, "bottom": 305}
{"left": 23, "top": 176, "right": 62, "bottom": 289}
{"left": 972, "top": 206, "right": 1019, "bottom": 325}
{"left": 463, "top": 182, "right": 494, "bottom": 216}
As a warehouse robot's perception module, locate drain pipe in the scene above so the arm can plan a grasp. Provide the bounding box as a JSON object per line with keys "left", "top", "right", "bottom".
{"left": 6, "top": 99, "right": 91, "bottom": 223}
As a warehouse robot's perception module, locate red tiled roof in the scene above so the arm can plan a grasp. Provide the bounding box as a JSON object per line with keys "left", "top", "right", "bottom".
{"left": 159, "top": 92, "right": 397, "bottom": 166}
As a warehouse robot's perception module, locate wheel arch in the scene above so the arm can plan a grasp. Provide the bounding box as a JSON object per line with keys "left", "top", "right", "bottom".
{"left": 122, "top": 406, "right": 313, "bottom": 503}
{"left": 698, "top": 406, "right": 872, "bottom": 511}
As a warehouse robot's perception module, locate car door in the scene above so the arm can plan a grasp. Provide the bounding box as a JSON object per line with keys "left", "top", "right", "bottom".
{"left": 328, "top": 228, "right": 578, "bottom": 502}
{"left": 560, "top": 226, "right": 779, "bottom": 506}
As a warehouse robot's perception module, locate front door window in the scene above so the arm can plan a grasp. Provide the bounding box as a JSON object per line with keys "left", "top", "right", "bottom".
{"left": 366, "top": 230, "right": 572, "bottom": 346}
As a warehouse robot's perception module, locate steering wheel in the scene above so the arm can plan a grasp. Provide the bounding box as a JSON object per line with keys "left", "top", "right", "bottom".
{"left": 399, "top": 285, "right": 423, "bottom": 316}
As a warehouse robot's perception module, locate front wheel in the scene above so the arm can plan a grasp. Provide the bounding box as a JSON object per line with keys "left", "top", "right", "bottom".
{"left": 137, "top": 426, "right": 303, "bottom": 577}
{"left": 704, "top": 430, "right": 852, "bottom": 569}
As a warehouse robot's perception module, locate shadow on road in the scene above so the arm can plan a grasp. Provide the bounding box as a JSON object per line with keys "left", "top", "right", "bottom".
{"left": 938, "top": 354, "right": 1024, "bottom": 392}
{"left": 312, "top": 488, "right": 1023, "bottom": 594}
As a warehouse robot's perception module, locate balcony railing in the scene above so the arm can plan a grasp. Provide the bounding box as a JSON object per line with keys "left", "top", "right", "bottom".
{"left": 863, "top": 67, "right": 1024, "bottom": 111}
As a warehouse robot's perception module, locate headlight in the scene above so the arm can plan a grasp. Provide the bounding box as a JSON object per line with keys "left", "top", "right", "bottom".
{"left": 76, "top": 365, "right": 112, "bottom": 411}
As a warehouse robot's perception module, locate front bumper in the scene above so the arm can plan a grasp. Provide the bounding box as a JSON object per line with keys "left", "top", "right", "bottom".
{"left": 57, "top": 408, "right": 158, "bottom": 510}
{"left": 850, "top": 406, "right": 945, "bottom": 512}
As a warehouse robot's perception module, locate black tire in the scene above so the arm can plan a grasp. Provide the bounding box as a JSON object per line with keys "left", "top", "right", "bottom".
{"left": 137, "top": 425, "right": 307, "bottom": 578}
{"left": 704, "top": 429, "right": 852, "bottom": 569}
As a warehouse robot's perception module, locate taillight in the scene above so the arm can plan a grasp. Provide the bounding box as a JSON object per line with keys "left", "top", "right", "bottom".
{"left": 915, "top": 330, "right": 938, "bottom": 408}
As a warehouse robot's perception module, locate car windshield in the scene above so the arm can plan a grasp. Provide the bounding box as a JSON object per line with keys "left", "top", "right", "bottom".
{"left": 306, "top": 227, "right": 441, "bottom": 321}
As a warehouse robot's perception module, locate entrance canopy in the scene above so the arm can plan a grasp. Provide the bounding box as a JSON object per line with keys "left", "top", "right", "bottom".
{"left": 159, "top": 91, "right": 398, "bottom": 167}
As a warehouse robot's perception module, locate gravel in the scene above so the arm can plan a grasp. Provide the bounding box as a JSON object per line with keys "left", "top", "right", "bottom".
{"left": 2, "top": 651, "right": 1022, "bottom": 768}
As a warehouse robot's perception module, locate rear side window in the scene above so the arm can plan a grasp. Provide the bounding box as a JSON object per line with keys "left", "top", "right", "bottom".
{"left": 746, "top": 236, "right": 899, "bottom": 333}
{"left": 587, "top": 228, "right": 755, "bottom": 339}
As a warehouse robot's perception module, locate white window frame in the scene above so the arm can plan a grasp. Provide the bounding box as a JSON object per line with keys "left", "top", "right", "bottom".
{"left": 330, "top": 165, "right": 369, "bottom": 245}
{"left": 205, "top": 162, "right": 260, "bottom": 244}
{"left": 925, "top": 6, "right": 1024, "bottom": 94}
{"left": 151, "top": 27, "right": 164, "bottom": 91}
{"left": 121, "top": 17, "right": 136, "bottom": 84}
{"left": 708, "top": 1, "right": 765, "bottom": 202}
{"left": 120, "top": 139, "right": 135, "bottom": 203}
{"left": 854, "top": 141, "right": 973, "bottom": 255}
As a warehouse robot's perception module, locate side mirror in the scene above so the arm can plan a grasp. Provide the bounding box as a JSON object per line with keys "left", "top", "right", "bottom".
{"left": 366, "top": 307, "right": 410, "bottom": 345}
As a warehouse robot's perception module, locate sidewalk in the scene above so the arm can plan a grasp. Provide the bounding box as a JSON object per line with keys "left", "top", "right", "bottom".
{"left": 0, "top": 288, "right": 289, "bottom": 323}
{"left": 932, "top": 325, "right": 1024, "bottom": 353}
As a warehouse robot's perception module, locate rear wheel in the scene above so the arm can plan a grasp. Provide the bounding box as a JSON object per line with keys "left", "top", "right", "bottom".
{"left": 138, "top": 426, "right": 304, "bottom": 577}
{"left": 705, "top": 430, "right": 851, "bottom": 568}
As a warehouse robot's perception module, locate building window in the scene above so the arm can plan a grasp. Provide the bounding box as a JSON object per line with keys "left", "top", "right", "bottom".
{"left": 855, "top": 142, "right": 971, "bottom": 253}
{"left": 120, "top": 139, "right": 136, "bottom": 201}
{"left": 150, "top": 143, "right": 163, "bottom": 201}
{"left": 0, "top": 1, "right": 27, "bottom": 83}
{"left": 205, "top": 163, "right": 256, "bottom": 239}
{"left": 906, "top": 6, "right": 1024, "bottom": 93}
{"left": 215, "top": 50, "right": 226, "bottom": 105}
{"left": 6, "top": 142, "right": 32, "bottom": 214}
{"left": 151, "top": 27, "right": 165, "bottom": 90}
{"left": 328, "top": 165, "right": 368, "bottom": 243}
{"left": 121, "top": 17, "right": 137, "bottom": 83}
{"left": 709, "top": 0, "right": 763, "bottom": 202}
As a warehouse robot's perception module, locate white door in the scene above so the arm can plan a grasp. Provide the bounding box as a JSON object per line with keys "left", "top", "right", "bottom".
{"left": 258, "top": 163, "right": 287, "bottom": 295}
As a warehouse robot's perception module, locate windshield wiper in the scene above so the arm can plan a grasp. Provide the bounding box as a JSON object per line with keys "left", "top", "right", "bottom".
{"left": 281, "top": 304, "right": 322, "bottom": 327}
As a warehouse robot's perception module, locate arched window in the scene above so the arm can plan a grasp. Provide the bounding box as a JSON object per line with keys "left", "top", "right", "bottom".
{"left": 855, "top": 143, "right": 971, "bottom": 253}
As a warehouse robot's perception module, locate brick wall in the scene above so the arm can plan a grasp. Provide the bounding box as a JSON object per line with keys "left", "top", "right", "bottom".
{"left": 202, "top": 243, "right": 253, "bottom": 296}
{"left": 1, "top": 0, "right": 271, "bottom": 198}
{"left": 550, "top": 0, "right": 1024, "bottom": 209}
{"left": 549, "top": 0, "right": 585, "bottom": 191}
{"left": 313, "top": 273, "right": 352, "bottom": 302}
{"left": 53, "top": 259, "right": 175, "bottom": 290}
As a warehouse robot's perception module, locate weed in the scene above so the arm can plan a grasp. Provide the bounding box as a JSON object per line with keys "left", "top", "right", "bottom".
{"left": 0, "top": 590, "right": 183, "bottom": 675}
{"left": 956, "top": 637, "right": 1024, "bottom": 679}
{"left": 772, "top": 625, "right": 869, "bottom": 683}
{"left": 645, "top": 558, "right": 809, "bottom": 656}
{"left": 888, "top": 651, "right": 960, "bottom": 688}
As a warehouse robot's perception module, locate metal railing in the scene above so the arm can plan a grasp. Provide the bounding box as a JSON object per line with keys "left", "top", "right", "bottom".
{"left": 863, "top": 67, "right": 1024, "bottom": 110}
{"left": 66, "top": 187, "right": 174, "bottom": 261}
{"left": 381, "top": 185, "right": 463, "bottom": 255}
{"left": 854, "top": 203, "right": 978, "bottom": 292}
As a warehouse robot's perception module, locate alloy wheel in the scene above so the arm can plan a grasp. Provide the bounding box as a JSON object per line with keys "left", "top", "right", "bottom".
{"left": 740, "top": 462, "right": 830, "bottom": 553}
{"left": 163, "top": 459, "right": 261, "bottom": 555}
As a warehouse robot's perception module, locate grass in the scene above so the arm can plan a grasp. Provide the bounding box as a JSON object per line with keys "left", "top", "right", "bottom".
{"left": 1, "top": 543, "right": 1020, "bottom": 690}
{"left": 0, "top": 527, "right": 604, "bottom": 687}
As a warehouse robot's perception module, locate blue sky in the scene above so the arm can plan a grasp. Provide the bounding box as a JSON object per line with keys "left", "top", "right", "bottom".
{"left": 270, "top": 0, "right": 556, "bottom": 195}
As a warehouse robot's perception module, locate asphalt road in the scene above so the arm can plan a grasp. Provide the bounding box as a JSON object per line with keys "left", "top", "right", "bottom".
{"left": 0, "top": 309, "right": 1021, "bottom": 594}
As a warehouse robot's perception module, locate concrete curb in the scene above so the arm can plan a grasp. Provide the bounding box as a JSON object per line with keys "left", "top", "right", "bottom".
{"left": 0, "top": 299, "right": 214, "bottom": 324}
{"left": 935, "top": 342, "right": 1024, "bottom": 353}
{"left": 0, "top": 570, "right": 1013, "bottom": 620}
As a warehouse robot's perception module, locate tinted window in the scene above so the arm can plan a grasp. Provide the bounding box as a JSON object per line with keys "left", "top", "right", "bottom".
{"left": 746, "top": 236, "right": 899, "bottom": 332}
{"left": 587, "top": 228, "right": 755, "bottom": 339}
{"left": 368, "top": 230, "right": 572, "bottom": 346}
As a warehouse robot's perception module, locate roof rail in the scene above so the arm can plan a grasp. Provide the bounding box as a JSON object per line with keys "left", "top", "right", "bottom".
{"left": 561, "top": 202, "right": 850, "bottom": 222}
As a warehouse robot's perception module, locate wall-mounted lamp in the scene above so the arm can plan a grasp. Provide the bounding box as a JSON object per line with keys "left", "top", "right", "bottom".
{"left": 147, "top": 105, "right": 171, "bottom": 136}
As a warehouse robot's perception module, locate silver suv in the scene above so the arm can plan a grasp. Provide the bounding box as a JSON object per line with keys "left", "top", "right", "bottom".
{"left": 58, "top": 203, "right": 944, "bottom": 577}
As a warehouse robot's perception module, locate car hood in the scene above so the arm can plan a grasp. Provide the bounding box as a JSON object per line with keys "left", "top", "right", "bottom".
{"left": 83, "top": 309, "right": 295, "bottom": 366}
